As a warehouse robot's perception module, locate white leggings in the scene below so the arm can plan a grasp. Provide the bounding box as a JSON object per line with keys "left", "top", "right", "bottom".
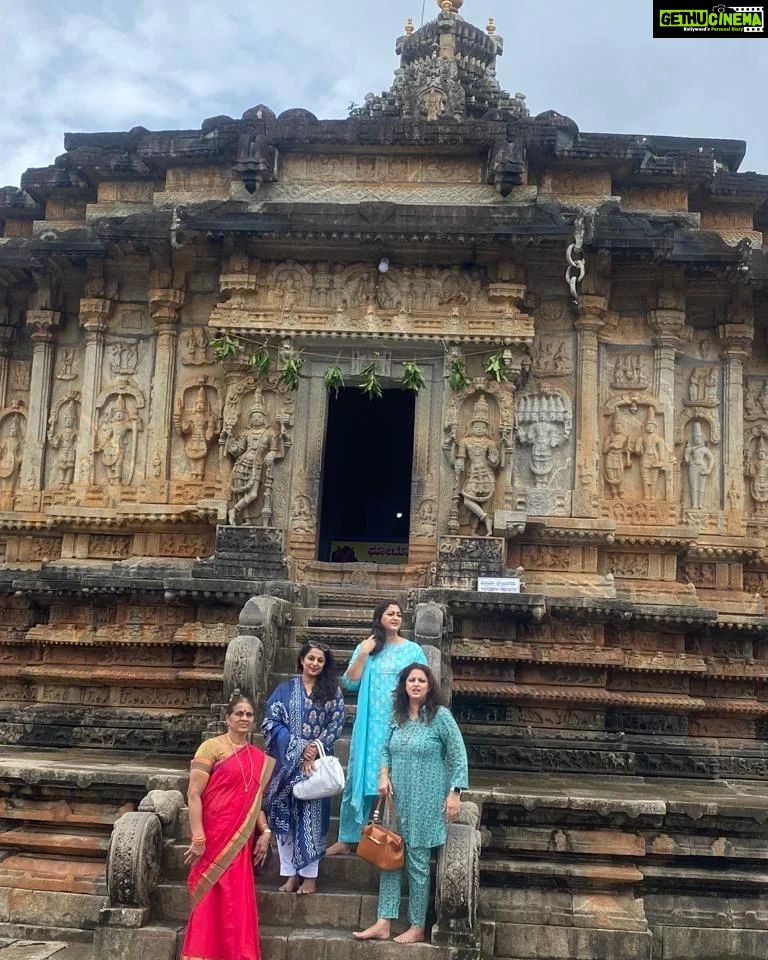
{"left": 277, "top": 834, "right": 319, "bottom": 878}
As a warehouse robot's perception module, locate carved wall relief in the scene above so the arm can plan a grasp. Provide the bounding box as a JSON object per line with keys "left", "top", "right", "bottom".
{"left": 515, "top": 389, "right": 573, "bottom": 488}
{"left": 682, "top": 420, "right": 718, "bottom": 512}
{"left": 743, "top": 378, "right": 768, "bottom": 516}
{"left": 531, "top": 339, "right": 573, "bottom": 378}
{"left": 220, "top": 376, "right": 293, "bottom": 526}
{"left": 46, "top": 392, "right": 81, "bottom": 489}
{"left": 0, "top": 407, "right": 26, "bottom": 494}
{"left": 686, "top": 367, "right": 718, "bottom": 405}
{"left": 611, "top": 352, "right": 650, "bottom": 390}
{"left": 443, "top": 383, "right": 514, "bottom": 536}
{"left": 55, "top": 347, "right": 77, "bottom": 380}
{"left": 601, "top": 399, "right": 674, "bottom": 503}
{"left": 106, "top": 339, "right": 139, "bottom": 377}
{"left": 180, "top": 327, "right": 215, "bottom": 365}
{"left": 173, "top": 382, "right": 221, "bottom": 481}
{"left": 92, "top": 384, "right": 146, "bottom": 486}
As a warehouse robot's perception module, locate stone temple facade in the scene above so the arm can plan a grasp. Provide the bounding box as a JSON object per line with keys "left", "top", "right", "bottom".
{"left": 1, "top": 2, "right": 768, "bottom": 958}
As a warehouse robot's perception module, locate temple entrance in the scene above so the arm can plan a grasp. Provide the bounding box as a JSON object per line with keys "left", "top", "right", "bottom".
{"left": 318, "top": 387, "right": 415, "bottom": 563}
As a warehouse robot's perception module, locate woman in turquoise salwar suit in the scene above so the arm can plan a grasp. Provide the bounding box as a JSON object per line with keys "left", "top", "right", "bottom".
{"left": 353, "top": 662, "right": 468, "bottom": 944}
{"left": 325, "top": 600, "right": 427, "bottom": 855}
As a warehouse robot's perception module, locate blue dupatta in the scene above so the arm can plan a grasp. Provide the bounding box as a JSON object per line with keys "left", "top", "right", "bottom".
{"left": 262, "top": 677, "right": 344, "bottom": 869}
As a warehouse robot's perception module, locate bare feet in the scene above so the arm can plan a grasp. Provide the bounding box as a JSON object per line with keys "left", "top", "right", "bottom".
{"left": 352, "top": 919, "right": 391, "bottom": 941}
{"left": 297, "top": 878, "right": 317, "bottom": 894}
{"left": 324, "top": 841, "right": 351, "bottom": 857}
{"left": 278, "top": 876, "right": 301, "bottom": 893}
{"left": 393, "top": 926, "right": 425, "bottom": 944}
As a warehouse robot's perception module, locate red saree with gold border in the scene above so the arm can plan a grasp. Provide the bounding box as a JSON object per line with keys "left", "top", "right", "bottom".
{"left": 180, "top": 745, "right": 275, "bottom": 960}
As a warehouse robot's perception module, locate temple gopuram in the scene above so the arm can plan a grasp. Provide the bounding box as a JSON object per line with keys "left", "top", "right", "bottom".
{"left": 1, "top": 1, "right": 768, "bottom": 958}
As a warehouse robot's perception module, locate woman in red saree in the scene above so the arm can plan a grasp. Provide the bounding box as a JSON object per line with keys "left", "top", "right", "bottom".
{"left": 180, "top": 693, "right": 275, "bottom": 960}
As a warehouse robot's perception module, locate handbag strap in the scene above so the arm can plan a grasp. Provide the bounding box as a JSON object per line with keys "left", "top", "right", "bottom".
{"left": 314, "top": 739, "right": 327, "bottom": 759}
{"left": 371, "top": 795, "right": 400, "bottom": 835}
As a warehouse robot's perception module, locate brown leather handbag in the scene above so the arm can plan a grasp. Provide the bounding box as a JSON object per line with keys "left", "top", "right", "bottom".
{"left": 356, "top": 796, "right": 404, "bottom": 871}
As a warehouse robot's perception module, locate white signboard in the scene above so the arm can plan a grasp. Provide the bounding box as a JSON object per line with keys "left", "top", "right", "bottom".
{"left": 477, "top": 577, "right": 521, "bottom": 593}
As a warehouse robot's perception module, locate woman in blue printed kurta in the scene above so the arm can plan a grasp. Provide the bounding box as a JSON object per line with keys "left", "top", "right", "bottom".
{"left": 263, "top": 641, "right": 344, "bottom": 893}
{"left": 325, "top": 600, "right": 427, "bottom": 855}
{"left": 353, "top": 662, "right": 468, "bottom": 944}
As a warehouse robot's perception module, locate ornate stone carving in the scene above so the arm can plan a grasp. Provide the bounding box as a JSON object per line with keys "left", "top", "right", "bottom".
{"left": 433, "top": 801, "right": 481, "bottom": 947}
{"left": 174, "top": 384, "right": 220, "bottom": 481}
{"left": 744, "top": 428, "right": 768, "bottom": 514}
{"left": 106, "top": 811, "right": 162, "bottom": 907}
{"left": 444, "top": 393, "right": 502, "bottom": 536}
{"left": 515, "top": 389, "right": 573, "bottom": 487}
{"left": 93, "top": 390, "right": 144, "bottom": 486}
{"left": 686, "top": 367, "right": 718, "bottom": 405}
{"left": 220, "top": 385, "right": 289, "bottom": 526}
{"left": 181, "top": 327, "right": 215, "bottom": 365}
{"left": 107, "top": 339, "right": 139, "bottom": 376}
{"left": 0, "top": 408, "right": 25, "bottom": 493}
{"left": 47, "top": 392, "right": 80, "bottom": 488}
{"left": 612, "top": 353, "right": 650, "bottom": 390}
{"left": 683, "top": 421, "right": 716, "bottom": 510}
{"left": 55, "top": 347, "right": 77, "bottom": 380}
{"left": 532, "top": 340, "right": 572, "bottom": 377}
{"left": 602, "top": 411, "right": 632, "bottom": 498}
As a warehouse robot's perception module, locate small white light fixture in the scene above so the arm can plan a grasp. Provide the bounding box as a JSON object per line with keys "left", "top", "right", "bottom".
{"left": 396, "top": 511, "right": 404, "bottom": 519}
{"left": 378, "top": 257, "right": 390, "bottom": 274}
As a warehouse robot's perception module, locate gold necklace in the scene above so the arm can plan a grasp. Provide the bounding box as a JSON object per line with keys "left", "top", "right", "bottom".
{"left": 227, "top": 734, "right": 254, "bottom": 792}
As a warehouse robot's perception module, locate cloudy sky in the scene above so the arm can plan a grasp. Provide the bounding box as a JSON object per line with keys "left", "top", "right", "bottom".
{"left": 3, "top": 0, "right": 767, "bottom": 189}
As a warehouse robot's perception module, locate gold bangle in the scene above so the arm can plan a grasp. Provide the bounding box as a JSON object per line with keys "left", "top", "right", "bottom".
{"left": 191, "top": 835, "right": 206, "bottom": 844}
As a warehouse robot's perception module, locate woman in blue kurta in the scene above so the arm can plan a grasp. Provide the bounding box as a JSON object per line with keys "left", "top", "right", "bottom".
{"left": 325, "top": 600, "right": 427, "bottom": 856}
{"left": 262, "top": 640, "right": 344, "bottom": 893}
{"left": 353, "top": 662, "right": 468, "bottom": 944}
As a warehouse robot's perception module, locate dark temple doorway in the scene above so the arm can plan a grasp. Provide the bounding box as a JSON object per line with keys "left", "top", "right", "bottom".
{"left": 318, "top": 387, "right": 415, "bottom": 564}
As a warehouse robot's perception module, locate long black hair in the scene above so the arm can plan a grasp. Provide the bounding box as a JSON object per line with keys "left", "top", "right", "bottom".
{"left": 297, "top": 641, "right": 339, "bottom": 704}
{"left": 370, "top": 599, "right": 404, "bottom": 655}
{"left": 392, "top": 662, "right": 442, "bottom": 725}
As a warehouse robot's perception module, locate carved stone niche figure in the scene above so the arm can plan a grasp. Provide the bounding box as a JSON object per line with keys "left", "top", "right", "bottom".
{"left": 0, "top": 413, "right": 24, "bottom": 492}
{"left": 95, "top": 395, "right": 142, "bottom": 486}
{"left": 634, "top": 413, "right": 674, "bottom": 501}
{"left": 173, "top": 386, "right": 218, "bottom": 481}
{"left": 745, "top": 434, "right": 768, "bottom": 514}
{"left": 683, "top": 421, "right": 716, "bottom": 510}
{"left": 420, "top": 85, "right": 447, "bottom": 121}
{"left": 451, "top": 394, "right": 500, "bottom": 537}
{"left": 602, "top": 412, "right": 631, "bottom": 499}
{"left": 220, "top": 392, "right": 282, "bottom": 526}
{"left": 48, "top": 406, "right": 79, "bottom": 488}
{"left": 515, "top": 391, "right": 572, "bottom": 487}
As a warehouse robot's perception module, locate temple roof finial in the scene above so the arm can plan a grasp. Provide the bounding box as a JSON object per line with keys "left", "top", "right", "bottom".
{"left": 437, "top": 0, "right": 464, "bottom": 12}
{"left": 405, "top": 16, "right": 415, "bottom": 34}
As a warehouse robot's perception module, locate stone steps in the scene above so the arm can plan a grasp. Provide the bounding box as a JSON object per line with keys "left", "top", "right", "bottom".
{"left": 0, "top": 827, "right": 111, "bottom": 859}
{"left": 0, "top": 936, "right": 95, "bottom": 959}
{"left": 260, "top": 925, "right": 457, "bottom": 960}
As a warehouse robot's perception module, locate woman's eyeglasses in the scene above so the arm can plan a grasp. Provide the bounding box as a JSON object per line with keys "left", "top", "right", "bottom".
{"left": 307, "top": 641, "right": 330, "bottom": 653}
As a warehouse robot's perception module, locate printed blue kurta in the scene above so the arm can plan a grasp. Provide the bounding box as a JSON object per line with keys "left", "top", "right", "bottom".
{"left": 338, "top": 638, "right": 427, "bottom": 842}
{"left": 381, "top": 705, "right": 469, "bottom": 848}
{"left": 262, "top": 677, "right": 344, "bottom": 869}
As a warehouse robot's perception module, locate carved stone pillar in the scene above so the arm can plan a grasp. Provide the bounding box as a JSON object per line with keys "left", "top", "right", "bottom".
{"left": 74, "top": 298, "right": 111, "bottom": 486}
{"left": 0, "top": 296, "right": 13, "bottom": 408}
{"left": 649, "top": 308, "right": 686, "bottom": 502}
{"left": 146, "top": 288, "right": 184, "bottom": 484}
{"left": 573, "top": 296, "right": 606, "bottom": 517}
{"left": 24, "top": 308, "right": 61, "bottom": 489}
{"left": 720, "top": 308, "right": 753, "bottom": 534}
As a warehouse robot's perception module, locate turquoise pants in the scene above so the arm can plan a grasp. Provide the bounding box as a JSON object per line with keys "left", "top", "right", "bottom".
{"left": 377, "top": 845, "right": 431, "bottom": 928}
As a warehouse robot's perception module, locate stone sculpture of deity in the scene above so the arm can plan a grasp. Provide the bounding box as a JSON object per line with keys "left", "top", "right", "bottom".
{"left": 451, "top": 394, "right": 500, "bottom": 536}
{"left": 48, "top": 410, "right": 78, "bottom": 487}
{"left": 220, "top": 393, "right": 280, "bottom": 526}
{"left": 95, "top": 396, "right": 140, "bottom": 485}
{"left": 745, "top": 437, "right": 768, "bottom": 511}
{"left": 602, "top": 412, "right": 631, "bottom": 498}
{"left": 174, "top": 387, "right": 218, "bottom": 481}
{"left": 683, "top": 422, "right": 716, "bottom": 510}
{"left": 0, "top": 415, "right": 24, "bottom": 492}
{"left": 634, "top": 415, "right": 674, "bottom": 500}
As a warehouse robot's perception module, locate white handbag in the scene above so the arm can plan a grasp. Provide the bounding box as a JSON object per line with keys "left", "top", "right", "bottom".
{"left": 292, "top": 740, "right": 346, "bottom": 800}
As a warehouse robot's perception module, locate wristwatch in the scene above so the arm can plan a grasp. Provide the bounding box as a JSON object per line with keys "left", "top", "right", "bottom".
{"left": 451, "top": 786, "right": 462, "bottom": 796}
